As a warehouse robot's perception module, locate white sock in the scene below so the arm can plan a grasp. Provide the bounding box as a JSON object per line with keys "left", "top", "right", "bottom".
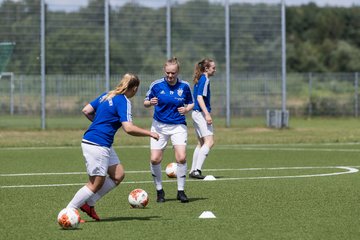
{"left": 66, "top": 185, "right": 94, "bottom": 209}
{"left": 86, "top": 177, "right": 116, "bottom": 206}
{"left": 177, "top": 162, "right": 187, "bottom": 191}
{"left": 196, "top": 145, "right": 210, "bottom": 171}
{"left": 150, "top": 163, "right": 163, "bottom": 190}
{"left": 191, "top": 146, "right": 200, "bottom": 172}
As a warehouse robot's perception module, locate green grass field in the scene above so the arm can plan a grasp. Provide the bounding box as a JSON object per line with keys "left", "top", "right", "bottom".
{"left": 1, "top": 118, "right": 360, "bottom": 239}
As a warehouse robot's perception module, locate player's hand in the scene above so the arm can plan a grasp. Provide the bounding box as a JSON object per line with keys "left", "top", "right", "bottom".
{"left": 150, "top": 97, "right": 158, "bottom": 106}
{"left": 205, "top": 113, "right": 213, "bottom": 125}
{"left": 150, "top": 132, "right": 160, "bottom": 141}
{"left": 177, "top": 106, "right": 187, "bottom": 115}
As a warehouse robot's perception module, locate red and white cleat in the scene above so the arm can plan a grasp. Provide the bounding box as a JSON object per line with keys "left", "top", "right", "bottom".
{"left": 80, "top": 203, "right": 100, "bottom": 221}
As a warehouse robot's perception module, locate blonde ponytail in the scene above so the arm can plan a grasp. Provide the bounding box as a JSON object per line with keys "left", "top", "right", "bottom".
{"left": 102, "top": 73, "right": 140, "bottom": 101}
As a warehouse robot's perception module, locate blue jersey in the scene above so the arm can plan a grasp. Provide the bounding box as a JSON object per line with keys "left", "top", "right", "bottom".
{"left": 145, "top": 78, "right": 193, "bottom": 125}
{"left": 193, "top": 74, "right": 211, "bottom": 113}
{"left": 83, "top": 92, "right": 132, "bottom": 147}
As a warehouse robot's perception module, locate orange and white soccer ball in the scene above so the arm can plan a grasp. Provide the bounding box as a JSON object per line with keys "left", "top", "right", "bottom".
{"left": 165, "top": 162, "right": 177, "bottom": 178}
{"left": 57, "top": 208, "right": 81, "bottom": 229}
{"left": 128, "top": 188, "right": 149, "bottom": 208}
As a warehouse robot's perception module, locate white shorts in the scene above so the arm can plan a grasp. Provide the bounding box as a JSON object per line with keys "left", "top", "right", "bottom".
{"left": 150, "top": 120, "right": 188, "bottom": 150}
{"left": 192, "top": 110, "right": 214, "bottom": 138}
{"left": 81, "top": 140, "right": 120, "bottom": 176}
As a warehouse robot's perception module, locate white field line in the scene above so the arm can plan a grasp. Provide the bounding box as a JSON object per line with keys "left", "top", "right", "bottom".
{"left": 1, "top": 166, "right": 358, "bottom": 189}
{"left": 215, "top": 146, "right": 360, "bottom": 152}
{"left": 2, "top": 166, "right": 360, "bottom": 177}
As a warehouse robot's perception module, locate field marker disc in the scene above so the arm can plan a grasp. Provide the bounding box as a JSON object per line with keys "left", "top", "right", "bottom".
{"left": 199, "top": 211, "right": 216, "bottom": 218}
{"left": 204, "top": 175, "right": 216, "bottom": 181}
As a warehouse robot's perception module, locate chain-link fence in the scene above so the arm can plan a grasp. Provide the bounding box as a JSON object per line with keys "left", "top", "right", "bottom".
{"left": 1, "top": 0, "right": 358, "bottom": 129}
{"left": 1, "top": 72, "right": 359, "bottom": 118}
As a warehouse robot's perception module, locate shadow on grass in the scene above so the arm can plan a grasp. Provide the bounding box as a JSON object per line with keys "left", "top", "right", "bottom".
{"left": 212, "top": 175, "right": 224, "bottom": 179}
{"left": 164, "top": 197, "right": 208, "bottom": 203}
{"left": 91, "top": 215, "right": 162, "bottom": 222}
{"left": 59, "top": 227, "right": 83, "bottom": 231}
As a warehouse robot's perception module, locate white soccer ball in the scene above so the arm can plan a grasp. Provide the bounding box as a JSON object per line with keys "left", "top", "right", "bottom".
{"left": 57, "top": 208, "right": 81, "bottom": 229}
{"left": 165, "top": 162, "right": 177, "bottom": 178}
{"left": 128, "top": 188, "right": 149, "bottom": 208}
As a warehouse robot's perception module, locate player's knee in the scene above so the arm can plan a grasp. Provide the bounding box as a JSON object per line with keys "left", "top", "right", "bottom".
{"left": 111, "top": 173, "right": 125, "bottom": 185}
{"left": 150, "top": 151, "right": 163, "bottom": 165}
{"left": 175, "top": 155, "right": 187, "bottom": 164}
{"left": 205, "top": 138, "right": 214, "bottom": 148}
{"left": 178, "top": 159, "right": 186, "bottom": 164}
{"left": 150, "top": 156, "right": 162, "bottom": 165}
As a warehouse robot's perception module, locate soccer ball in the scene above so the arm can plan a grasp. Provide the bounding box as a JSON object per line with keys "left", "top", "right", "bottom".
{"left": 128, "top": 188, "right": 149, "bottom": 208}
{"left": 165, "top": 162, "right": 177, "bottom": 178}
{"left": 57, "top": 208, "right": 80, "bottom": 229}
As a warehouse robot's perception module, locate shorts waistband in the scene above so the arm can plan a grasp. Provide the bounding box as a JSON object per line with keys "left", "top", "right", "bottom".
{"left": 81, "top": 140, "right": 100, "bottom": 146}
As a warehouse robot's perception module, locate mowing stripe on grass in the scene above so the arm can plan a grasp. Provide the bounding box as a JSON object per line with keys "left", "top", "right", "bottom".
{"left": 1, "top": 142, "right": 360, "bottom": 151}
{"left": 1, "top": 166, "right": 358, "bottom": 189}
{"left": 0, "top": 170, "right": 150, "bottom": 177}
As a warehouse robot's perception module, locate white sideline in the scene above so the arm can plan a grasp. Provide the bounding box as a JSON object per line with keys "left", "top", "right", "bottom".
{"left": 1, "top": 166, "right": 358, "bottom": 189}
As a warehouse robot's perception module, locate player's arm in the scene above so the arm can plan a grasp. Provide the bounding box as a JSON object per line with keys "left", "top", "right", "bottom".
{"left": 197, "top": 95, "right": 212, "bottom": 125}
{"left": 178, "top": 103, "right": 194, "bottom": 115}
{"left": 185, "top": 103, "right": 194, "bottom": 113}
{"left": 144, "top": 97, "right": 158, "bottom": 108}
{"left": 178, "top": 85, "right": 194, "bottom": 115}
{"left": 144, "top": 87, "right": 158, "bottom": 108}
{"left": 82, "top": 104, "right": 95, "bottom": 122}
{"left": 122, "top": 121, "right": 159, "bottom": 140}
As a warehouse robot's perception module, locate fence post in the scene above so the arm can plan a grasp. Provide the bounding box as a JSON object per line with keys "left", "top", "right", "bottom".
{"left": 104, "top": 0, "right": 110, "bottom": 92}
{"left": 225, "top": 0, "right": 230, "bottom": 127}
{"left": 264, "top": 73, "right": 269, "bottom": 111}
{"left": 166, "top": 0, "right": 171, "bottom": 59}
{"left": 308, "top": 72, "right": 312, "bottom": 117}
{"left": 355, "top": 72, "right": 359, "bottom": 118}
{"left": 40, "top": 0, "right": 46, "bottom": 129}
{"left": 10, "top": 72, "right": 14, "bottom": 115}
{"left": 281, "top": 0, "right": 287, "bottom": 127}
{"left": 19, "top": 74, "right": 23, "bottom": 114}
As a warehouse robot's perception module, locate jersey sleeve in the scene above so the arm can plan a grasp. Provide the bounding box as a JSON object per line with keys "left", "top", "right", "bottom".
{"left": 89, "top": 92, "right": 107, "bottom": 111}
{"left": 197, "top": 76, "right": 209, "bottom": 97}
{"left": 116, "top": 96, "right": 133, "bottom": 123}
{"left": 145, "top": 85, "right": 156, "bottom": 101}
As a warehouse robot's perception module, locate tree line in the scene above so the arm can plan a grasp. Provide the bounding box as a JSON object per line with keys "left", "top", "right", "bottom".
{"left": 287, "top": 2, "right": 360, "bottom": 72}
{"left": 0, "top": 0, "right": 359, "bottom": 74}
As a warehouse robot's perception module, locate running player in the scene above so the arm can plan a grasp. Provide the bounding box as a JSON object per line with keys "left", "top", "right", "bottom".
{"left": 144, "top": 57, "right": 194, "bottom": 203}
{"left": 189, "top": 58, "right": 216, "bottom": 179}
{"left": 64, "top": 73, "right": 159, "bottom": 221}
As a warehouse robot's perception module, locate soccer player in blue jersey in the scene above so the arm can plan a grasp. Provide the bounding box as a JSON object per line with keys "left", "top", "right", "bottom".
{"left": 64, "top": 73, "right": 159, "bottom": 221}
{"left": 144, "top": 57, "right": 194, "bottom": 203}
{"left": 189, "top": 58, "right": 216, "bottom": 179}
